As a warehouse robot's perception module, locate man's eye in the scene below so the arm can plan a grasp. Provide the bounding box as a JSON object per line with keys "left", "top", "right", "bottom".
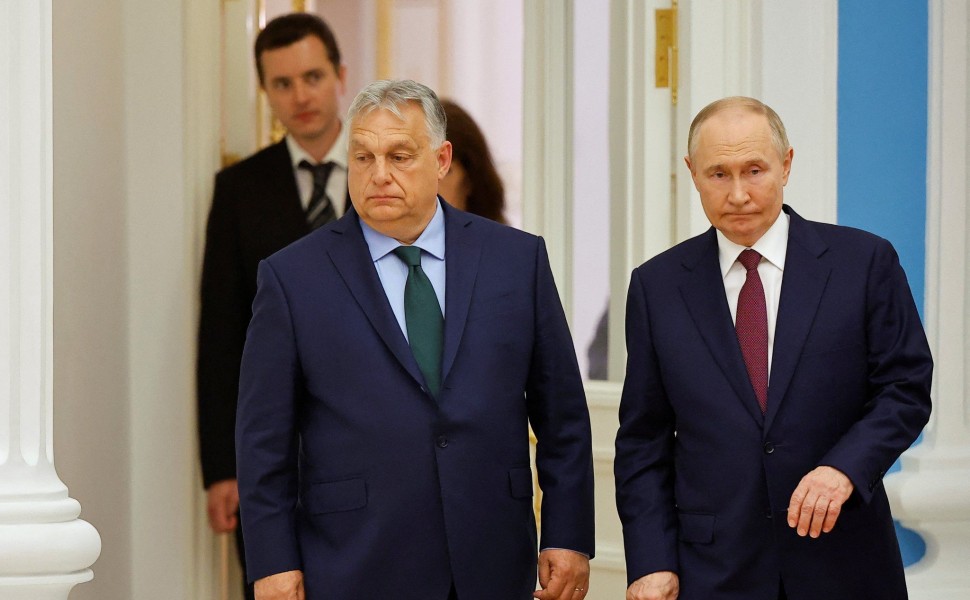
{"left": 305, "top": 72, "right": 322, "bottom": 84}
{"left": 750, "top": 168, "right": 762, "bottom": 175}
{"left": 273, "top": 81, "right": 290, "bottom": 90}
{"left": 392, "top": 154, "right": 411, "bottom": 162}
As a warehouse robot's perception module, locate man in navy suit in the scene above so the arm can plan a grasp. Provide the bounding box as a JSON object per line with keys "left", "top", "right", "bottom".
{"left": 197, "top": 14, "right": 348, "bottom": 597}
{"left": 614, "top": 97, "right": 932, "bottom": 599}
{"left": 236, "top": 80, "right": 595, "bottom": 600}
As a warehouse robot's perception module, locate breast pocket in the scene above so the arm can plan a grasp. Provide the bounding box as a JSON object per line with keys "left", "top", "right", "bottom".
{"left": 467, "top": 291, "right": 531, "bottom": 322}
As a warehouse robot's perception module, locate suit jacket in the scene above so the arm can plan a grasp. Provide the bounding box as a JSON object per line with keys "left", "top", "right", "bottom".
{"left": 614, "top": 206, "right": 932, "bottom": 599}
{"left": 236, "top": 202, "right": 595, "bottom": 599}
{"left": 197, "top": 140, "right": 314, "bottom": 488}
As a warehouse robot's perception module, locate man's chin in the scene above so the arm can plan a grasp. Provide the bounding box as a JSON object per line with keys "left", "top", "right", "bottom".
{"left": 360, "top": 204, "right": 404, "bottom": 223}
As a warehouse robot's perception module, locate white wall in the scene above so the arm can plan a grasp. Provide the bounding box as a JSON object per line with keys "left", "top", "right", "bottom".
{"left": 758, "top": 0, "right": 838, "bottom": 225}
{"left": 445, "top": 0, "right": 524, "bottom": 225}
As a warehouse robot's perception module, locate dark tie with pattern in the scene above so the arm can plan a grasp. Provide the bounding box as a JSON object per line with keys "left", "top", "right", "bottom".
{"left": 298, "top": 160, "right": 337, "bottom": 229}
{"left": 393, "top": 246, "right": 443, "bottom": 397}
{"left": 736, "top": 249, "right": 768, "bottom": 413}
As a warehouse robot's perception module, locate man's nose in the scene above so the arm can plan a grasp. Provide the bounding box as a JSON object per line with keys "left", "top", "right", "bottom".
{"left": 293, "top": 80, "right": 309, "bottom": 103}
{"left": 728, "top": 178, "right": 748, "bottom": 204}
{"left": 373, "top": 157, "right": 392, "bottom": 183}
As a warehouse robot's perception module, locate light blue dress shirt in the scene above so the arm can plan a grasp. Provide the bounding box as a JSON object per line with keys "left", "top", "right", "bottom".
{"left": 359, "top": 199, "right": 446, "bottom": 342}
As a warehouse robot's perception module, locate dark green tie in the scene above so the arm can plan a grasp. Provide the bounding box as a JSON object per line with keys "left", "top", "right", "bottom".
{"left": 393, "top": 246, "right": 443, "bottom": 396}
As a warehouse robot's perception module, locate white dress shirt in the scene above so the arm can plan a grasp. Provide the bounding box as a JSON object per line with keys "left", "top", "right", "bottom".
{"left": 716, "top": 212, "right": 790, "bottom": 374}
{"left": 286, "top": 122, "right": 349, "bottom": 218}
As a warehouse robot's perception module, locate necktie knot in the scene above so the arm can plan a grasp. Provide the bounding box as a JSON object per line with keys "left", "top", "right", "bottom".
{"left": 299, "top": 160, "right": 335, "bottom": 186}
{"left": 738, "top": 249, "right": 762, "bottom": 272}
{"left": 393, "top": 245, "right": 423, "bottom": 267}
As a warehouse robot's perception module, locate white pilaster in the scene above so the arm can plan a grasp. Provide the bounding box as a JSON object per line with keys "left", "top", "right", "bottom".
{"left": 522, "top": 0, "right": 574, "bottom": 312}
{"left": 0, "top": 1, "right": 102, "bottom": 597}
{"left": 884, "top": 1, "right": 970, "bottom": 598}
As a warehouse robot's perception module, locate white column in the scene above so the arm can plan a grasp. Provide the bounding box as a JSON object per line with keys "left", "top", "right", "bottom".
{"left": 884, "top": 1, "right": 970, "bottom": 598}
{"left": 0, "top": 1, "right": 101, "bottom": 598}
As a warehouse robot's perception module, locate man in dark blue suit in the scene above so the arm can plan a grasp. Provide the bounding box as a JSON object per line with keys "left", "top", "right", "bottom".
{"left": 236, "top": 80, "right": 595, "bottom": 600}
{"left": 614, "top": 97, "right": 932, "bottom": 600}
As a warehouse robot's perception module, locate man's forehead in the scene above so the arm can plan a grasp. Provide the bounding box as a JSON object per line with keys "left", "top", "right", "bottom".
{"left": 701, "top": 108, "right": 768, "bottom": 133}
{"left": 260, "top": 37, "right": 333, "bottom": 75}
{"left": 696, "top": 113, "right": 772, "bottom": 150}
{"left": 351, "top": 109, "right": 426, "bottom": 140}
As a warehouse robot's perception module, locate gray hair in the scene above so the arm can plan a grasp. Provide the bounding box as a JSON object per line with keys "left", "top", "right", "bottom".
{"left": 687, "top": 96, "right": 790, "bottom": 161}
{"left": 347, "top": 79, "right": 447, "bottom": 148}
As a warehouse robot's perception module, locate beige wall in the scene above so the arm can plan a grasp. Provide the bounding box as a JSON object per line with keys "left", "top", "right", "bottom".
{"left": 53, "top": 1, "right": 214, "bottom": 598}
{"left": 53, "top": 2, "right": 131, "bottom": 599}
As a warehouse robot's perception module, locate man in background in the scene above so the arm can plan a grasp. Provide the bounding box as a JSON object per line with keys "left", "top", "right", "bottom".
{"left": 236, "top": 79, "right": 594, "bottom": 600}
{"left": 615, "top": 97, "right": 932, "bottom": 599}
{"left": 196, "top": 12, "right": 348, "bottom": 598}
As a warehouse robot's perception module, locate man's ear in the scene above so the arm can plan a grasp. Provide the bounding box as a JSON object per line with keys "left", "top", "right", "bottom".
{"left": 781, "top": 146, "right": 794, "bottom": 185}
{"left": 437, "top": 141, "right": 453, "bottom": 180}
{"left": 337, "top": 64, "right": 348, "bottom": 93}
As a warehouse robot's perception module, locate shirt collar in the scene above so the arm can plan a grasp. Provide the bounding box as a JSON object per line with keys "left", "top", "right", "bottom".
{"left": 285, "top": 121, "right": 348, "bottom": 170}
{"left": 716, "top": 209, "right": 790, "bottom": 278}
{"left": 359, "top": 198, "right": 446, "bottom": 262}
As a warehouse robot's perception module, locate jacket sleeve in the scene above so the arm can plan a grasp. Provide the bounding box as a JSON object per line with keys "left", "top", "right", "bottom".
{"left": 525, "top": 237, "right": 596, "bottom": 558}
{"left": 197, "top": 172, "right": 250, "bottom": 488}
{"left": 614, "top": 267, "right": 679, "bottom": 584}
{"left": 819, "top": 238, "right": 933, "bottom": 503}
{"left": 235, "top": 259, "right": 303, "bottom": 581}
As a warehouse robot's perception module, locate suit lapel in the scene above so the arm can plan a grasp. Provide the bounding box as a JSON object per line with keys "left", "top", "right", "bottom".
{"left": 680, "top": 230, "right": 765, "bottom": 426}
{"left": 440, "top": 203, "right": 481, "bottom": 389}
{"left": 764, "top": 207, "right": 830, "bottom": 431}
{"left": 326, "top": 211, "right": 426, "bottom": 389}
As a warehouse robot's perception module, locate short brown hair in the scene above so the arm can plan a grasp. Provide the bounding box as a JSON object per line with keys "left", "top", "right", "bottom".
{"left": 254, "top": 13, "right": 341, "bottom": 84}
{"left": 687, "top": 96, "right": 789, "bottom": 160}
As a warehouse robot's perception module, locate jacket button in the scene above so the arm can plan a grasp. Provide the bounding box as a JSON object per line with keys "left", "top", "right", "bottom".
{"left": 763, "top": 442, "right": 775, "bottom": 454}
{"left": 436, "top": 436, "right": 449, "bottom": 448}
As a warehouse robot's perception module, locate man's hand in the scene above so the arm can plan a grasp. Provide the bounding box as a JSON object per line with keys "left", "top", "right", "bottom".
{"left": 627, "top": 571, "right": 679, "bottom": 600}
{"left": 533, "top": 549, "right": 590, "bottom": 600}
{"left": 787, "top": 465, "right": 854, "bottom": 538}
{"left": 255, "top": 570, "right": 304, "bottom": 600}
{"left": 206, "top": 479, "right": 239, "bottom": 533}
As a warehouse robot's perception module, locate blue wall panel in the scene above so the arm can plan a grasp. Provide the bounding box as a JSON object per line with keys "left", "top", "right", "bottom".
{"left": 837, "top": 0, "right": 928, "bottom": 567}
{"left": 838, "top": 0, "right": 927, "bottom": 315}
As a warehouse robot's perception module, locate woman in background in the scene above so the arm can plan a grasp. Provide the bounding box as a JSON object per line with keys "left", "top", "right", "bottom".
{"left": 439, "top": 99, "right": 507, "bottom": 223}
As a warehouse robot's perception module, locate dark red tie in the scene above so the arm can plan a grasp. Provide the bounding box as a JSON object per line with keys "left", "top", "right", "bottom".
{"left": 736, "top": 249, "right": 768, "bottom": 413}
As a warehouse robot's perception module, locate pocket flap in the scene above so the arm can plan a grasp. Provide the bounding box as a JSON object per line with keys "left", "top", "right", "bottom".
{"left": 508, "top": 467, "right": 534, "bottom": 499}
{"left": 303, "top": 478, "right": 367, "bottom": 514}
{"left": 678, "top": 511, "right": 716, "bottom": 544}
